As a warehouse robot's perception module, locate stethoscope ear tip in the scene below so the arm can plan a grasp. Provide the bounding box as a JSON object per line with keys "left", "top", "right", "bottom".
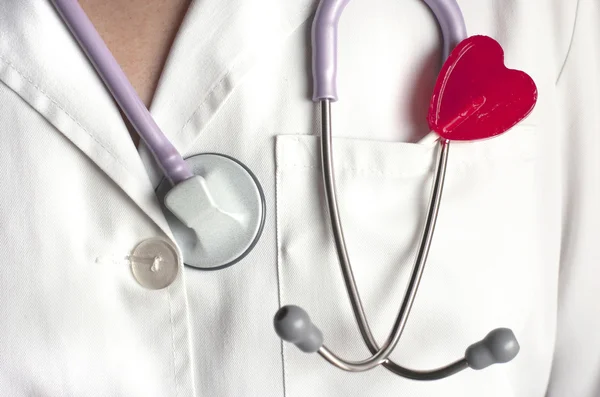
{"left": 465, "top": 328, "right": 520, "bottom": 370}
{"left": 274, "top": 305, "right": 324, "bottom": 353}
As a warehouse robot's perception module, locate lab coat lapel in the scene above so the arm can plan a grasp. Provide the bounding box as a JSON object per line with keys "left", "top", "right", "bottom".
{"left": 0, "top": 0, "right": 172, "bottom": 235}
{"left": 143, "top": 0, "right": 317, "bottom": 180}
{"left": 0, "top": 0, "right": 317, "bottom": 230}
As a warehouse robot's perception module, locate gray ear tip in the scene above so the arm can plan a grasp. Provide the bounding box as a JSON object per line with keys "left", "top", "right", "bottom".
{"left": 274, "top": 305, "right": 306, "bottom": 321}
{"left": 487, "top": 328, "right": 520, "bottom": 361}
{"left": 466, "top": 328, "right": 520, "bottom": 370}
{"left": 273, "top": 305, "right": 310, "bottom": 341}
{"left": 273, "top": 305, "right": 324, "bottom": 353}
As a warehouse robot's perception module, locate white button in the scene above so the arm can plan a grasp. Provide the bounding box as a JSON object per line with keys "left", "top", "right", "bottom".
{"left": 130, "top": 238, "right": 180, "bottom": 290}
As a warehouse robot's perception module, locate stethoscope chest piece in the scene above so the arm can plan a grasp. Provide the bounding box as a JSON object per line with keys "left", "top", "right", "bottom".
{"left": 155, "top": 153, "right": 266, "bottom": 270}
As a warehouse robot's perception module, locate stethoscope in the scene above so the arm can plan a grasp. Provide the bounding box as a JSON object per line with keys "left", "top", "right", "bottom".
{"left": 52, "top": 0, "right": 537, "bottom": 380}
{"left": 273, "top": 0, "right": 538, "bottom": 380}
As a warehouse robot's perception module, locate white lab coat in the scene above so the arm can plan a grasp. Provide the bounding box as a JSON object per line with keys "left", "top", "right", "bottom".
{"left": 0, "top": 0, "right": 598, "bottom": 396}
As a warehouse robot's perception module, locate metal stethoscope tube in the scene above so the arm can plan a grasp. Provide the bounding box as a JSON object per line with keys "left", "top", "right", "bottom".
{"left": 317, "top": 100, "right": 464, "bottom": 378}
{"left": 274, "top": 101, "right": 519, "bottom": 379}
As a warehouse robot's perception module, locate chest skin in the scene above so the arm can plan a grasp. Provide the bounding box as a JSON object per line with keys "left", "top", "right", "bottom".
{"left": 78, "top": 0, "right": 192, "bottom": 145}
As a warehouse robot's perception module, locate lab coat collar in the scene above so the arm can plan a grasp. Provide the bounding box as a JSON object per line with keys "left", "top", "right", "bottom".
{"left": 142, "top": 0, "right": 317, "bottom": 183}
{"left": 0, "top": 0, "right": 315, "bottom": 232}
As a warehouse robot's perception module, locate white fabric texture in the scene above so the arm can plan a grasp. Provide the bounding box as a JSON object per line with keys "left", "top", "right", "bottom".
{"left": 0, "top": 0, "right": 597, "bottom": 396}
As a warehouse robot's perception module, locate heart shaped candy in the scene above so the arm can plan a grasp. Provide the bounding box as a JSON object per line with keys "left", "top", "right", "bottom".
{"left": 427, "top": 35, "right": 538, "bottom": 141}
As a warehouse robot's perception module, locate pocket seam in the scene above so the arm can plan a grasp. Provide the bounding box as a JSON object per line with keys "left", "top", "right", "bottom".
{"left": 276, "top": 128, "right": 538, "bottom": 178}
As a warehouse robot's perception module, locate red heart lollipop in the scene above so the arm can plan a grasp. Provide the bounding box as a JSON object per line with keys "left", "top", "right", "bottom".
{"left": 427, "top": 35, "right": 537, "bottom": 141}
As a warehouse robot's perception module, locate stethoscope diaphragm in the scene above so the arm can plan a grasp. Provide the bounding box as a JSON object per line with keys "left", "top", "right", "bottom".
{"left": 155, "top": 153, "right": 266, "bottom": 270}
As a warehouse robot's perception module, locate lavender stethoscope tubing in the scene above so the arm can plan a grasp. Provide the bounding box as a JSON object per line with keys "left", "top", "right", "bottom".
{"left": 51, "top": 0, "right": 192, "bottom": 185}
{"left": 51, "top": 0, "right": 268, "bottom": 271}
{"left": 274, "top": 0, "right": 512, "bottom": 380}
{"left": 312, "top": 0, "right": 466, "bottom": 101}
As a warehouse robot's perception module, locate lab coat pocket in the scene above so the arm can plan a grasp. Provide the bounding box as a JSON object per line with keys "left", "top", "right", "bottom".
{"left": 275, "top": 127, "right": 545, "bottom": 397}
